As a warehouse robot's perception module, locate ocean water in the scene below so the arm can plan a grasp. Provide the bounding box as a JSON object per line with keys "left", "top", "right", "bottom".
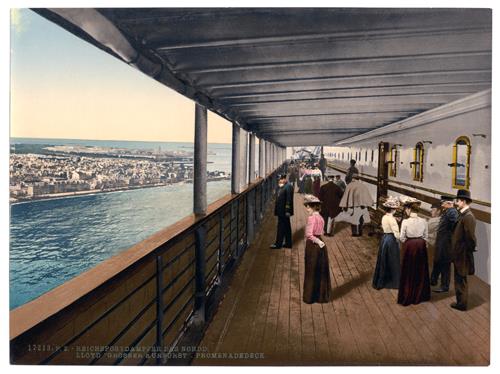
{"left": 9, "top": 139, "right": 232, "bottom": 309}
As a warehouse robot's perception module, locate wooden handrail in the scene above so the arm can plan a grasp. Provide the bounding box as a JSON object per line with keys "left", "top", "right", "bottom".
{"left": 10, "top": 170, "right": 278, "bottom": 341}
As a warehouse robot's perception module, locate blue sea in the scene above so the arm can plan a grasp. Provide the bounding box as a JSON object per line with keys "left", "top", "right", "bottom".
{"left": 9, "top": 138, "right": 232, "bottom": 309}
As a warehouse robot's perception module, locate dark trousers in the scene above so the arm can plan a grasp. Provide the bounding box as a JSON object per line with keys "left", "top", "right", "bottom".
{"left": 453, "top": 264, "right": 468, "bottom": 308}
{"left": 351, "top": 216, "right": 364, "bottom": 236}
{"left": 275, "top": 216, "right": 292, "bottom": 247}
{"left": 431, "top": 261, "right": 451, "bottom": 289}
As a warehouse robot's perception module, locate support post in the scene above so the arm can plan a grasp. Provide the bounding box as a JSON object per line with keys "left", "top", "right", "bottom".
{"left": 217, "top": 211, "right": 224, "bottom": 282}
{"left": 194, "top": 225, "right": 206, "bottom": 325}
{"left": 155, "top": 256, "right": 164, "bottom": 365}
{"left": 231, "top": 123, "right": 241, "bottom": 194}
{"left": 239, "top": 130, "right": 248, "bottom": 192}
{"left": 249, "top": 133, "right": 256, "bottom": 183}
{"left": 246, "top": 190, "right": 255, "bottom": 244}
{"left": 262, "top": 141, "right": 265, "bottom": 176}
{"left": 235, "top": 199, "right": 240, "bottom": 258}
{"left": 194, "top": 104, "right": 207, "bottom": 216}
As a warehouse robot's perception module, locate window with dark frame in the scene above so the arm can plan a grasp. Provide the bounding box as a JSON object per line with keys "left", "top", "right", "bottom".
{"left": 452, "top": 136, "right": 471, "bottom": 189}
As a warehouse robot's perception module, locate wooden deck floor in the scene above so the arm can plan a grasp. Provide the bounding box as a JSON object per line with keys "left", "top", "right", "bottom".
{"left": 193, "top": 192, "right": 490, "bottom": 366}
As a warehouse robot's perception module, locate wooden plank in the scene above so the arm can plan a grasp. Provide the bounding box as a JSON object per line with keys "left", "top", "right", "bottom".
{"left": 193, "top": 192, "right": 490, "bottom": 365}
{"left": 274, "top": 247, "right": 292, "bottom": 362}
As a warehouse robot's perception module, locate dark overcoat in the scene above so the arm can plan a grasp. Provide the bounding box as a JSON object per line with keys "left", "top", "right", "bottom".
{"left": 434, "top": 207, "right": 459, "bottom": 264}
{"left": 289, "top": 165, "right": 298, "bottom": 183}
{"left": 451, "top": 208, "right": 477, "bottom": 276}
{"left": 345, "top": 166, "right": 359, "bottom": 184}
{"left": 274, "top": 182, "right": 294, "bottom": 217}
{"left": 319, "top": 181, "right": 343, "bottom": 218}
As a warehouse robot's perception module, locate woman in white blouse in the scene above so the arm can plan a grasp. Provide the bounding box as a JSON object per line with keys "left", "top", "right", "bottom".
{"left": 397, "top": 197, "right": 431, "bottom": 306}
{"left": 372, "top": 197, "right": 401, "bottom": 290}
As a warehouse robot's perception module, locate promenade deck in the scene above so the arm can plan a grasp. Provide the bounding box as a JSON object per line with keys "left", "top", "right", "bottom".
{"left": 194, "top": 192, "right": 490, "bottom": 365}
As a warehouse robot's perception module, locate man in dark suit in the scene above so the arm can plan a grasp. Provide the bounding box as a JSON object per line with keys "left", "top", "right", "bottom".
{"left": 450, "top": 189, "right": 477, "bottom": 311}
{"left": 319, "top": 175, "right": 344, "bottom": 236}
{"left": 271, "top": 174, "right": 294, "bottom": 249}
{"left": 431, "top": 195, "right": 459, "bottom": 293}
{"left": 345, "top": 159, "right": 359, "bottom": 184}
{"left": 319, "top": 154, "right": 327, "bottom": 181}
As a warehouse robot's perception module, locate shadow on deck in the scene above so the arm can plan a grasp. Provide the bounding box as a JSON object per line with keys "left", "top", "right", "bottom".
{"left": 193, "top": 192, "right": 490, "bottom": 366}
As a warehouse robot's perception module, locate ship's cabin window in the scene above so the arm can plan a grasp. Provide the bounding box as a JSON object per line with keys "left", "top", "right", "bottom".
{"left": 365, "top": 150, "right": 368, "bottom": 162}
{"left": 453, "top": 136, "right": 471, "bottom": 189}
{"left": 389, "top": 145, "right": 398, "bottom": 177}
{"left": 412, "top": 142, "right": 424, "bottom": 182}
{"left": 371, "top": 149, "right": 374, "bottom": 162}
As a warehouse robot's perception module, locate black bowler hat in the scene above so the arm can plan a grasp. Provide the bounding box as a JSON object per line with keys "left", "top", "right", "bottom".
{"left": 440, "top": 195, "right": 454, "bottom": 202}
{"left": 456, "top": 189, "right": 472, "bottom": 202}
{"left": 278, "top": 174, "right": 287, "bottom": 180}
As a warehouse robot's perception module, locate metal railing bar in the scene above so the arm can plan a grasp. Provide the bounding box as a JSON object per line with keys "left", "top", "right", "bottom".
{"left": 161, "top": 278, "right": 195, "bottom": 316}
{"left": 161, "top": 243, "right": 195, "bottom": 271}
{"left": 205, "top": 244, "right": 220, "bottom": 263}
{"left": 40, "top": 273, "right": 156, "bottom": 364}
{"left": 204, "top": 261, "right": 218, "bottom": 284}
{"left": 113, "top": 319, "right": 157, "bottom": 365}
{"left": 160, "top": 259, "right": 196, "bottom": 296}
{"left": 161, "top": 295, "right": 195, "bottom": 338}
{"left": 89, "top": 298, "right": 157, "bottom": 365}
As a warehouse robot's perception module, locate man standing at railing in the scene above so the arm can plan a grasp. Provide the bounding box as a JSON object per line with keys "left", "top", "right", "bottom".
{"left": 271, "top": 174, "right": 294, "bottom": 249}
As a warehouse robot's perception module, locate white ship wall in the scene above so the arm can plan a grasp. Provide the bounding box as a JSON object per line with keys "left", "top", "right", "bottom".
{"left": 324, "top": 90, "right": 491, "bottom": 284}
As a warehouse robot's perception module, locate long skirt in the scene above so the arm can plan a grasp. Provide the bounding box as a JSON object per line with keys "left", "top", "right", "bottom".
{"left": 304, "top": 177, "right": 313, "bottom": 194}
{"left": 372, "top": 233, "right": 400, "bottom": 290}
{"left": 303, "top": 238, "right": 332, "bottom": 304}
{"left": 397, "top": 238, "right": 431, "bottom": 306}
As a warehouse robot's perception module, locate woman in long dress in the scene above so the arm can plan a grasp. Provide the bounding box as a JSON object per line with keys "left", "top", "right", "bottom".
{"left": 397, "top": 198, "right": 431, "bottom": 306}
{"left": 372, "top": 197, "right": 401, "bottom": 290}
{"left": 302, "top": 194, "right": 332, "bottom": 304}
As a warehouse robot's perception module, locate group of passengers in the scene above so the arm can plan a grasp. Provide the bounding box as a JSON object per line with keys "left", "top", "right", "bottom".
{"left": 272, "top": 159, "right": 477, "bottom": 312}
{"left": 373, "top": 190, "right": 476, "bottom": 311}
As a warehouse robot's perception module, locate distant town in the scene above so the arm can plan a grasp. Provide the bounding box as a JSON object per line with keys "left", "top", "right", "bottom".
{"left": 9, "top": 143, "right": 230, "bottom": 203}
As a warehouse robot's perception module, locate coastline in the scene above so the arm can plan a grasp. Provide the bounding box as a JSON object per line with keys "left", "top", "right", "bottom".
{"left": 10, "top": 177, "right": 230, "bottom": 205}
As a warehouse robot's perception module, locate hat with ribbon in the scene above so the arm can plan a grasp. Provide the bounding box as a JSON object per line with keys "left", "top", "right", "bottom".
{"left": 399, "top": 196, "right": 420, "bottom": 206}
{"left": 382, "top": 196, "right": 400, "bottom": 209}
{"left": 303, "top": 194, "right": 321, "bottom": 205}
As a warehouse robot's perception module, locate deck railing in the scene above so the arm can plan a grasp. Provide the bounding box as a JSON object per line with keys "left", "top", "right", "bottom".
{"left": 10, "top": 165, "right": 284, "bottom": 365}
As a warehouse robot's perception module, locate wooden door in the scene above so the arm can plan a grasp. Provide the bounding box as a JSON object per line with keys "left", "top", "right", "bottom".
{"left": 377, "top": 142, "right": 389, "bottom": 208}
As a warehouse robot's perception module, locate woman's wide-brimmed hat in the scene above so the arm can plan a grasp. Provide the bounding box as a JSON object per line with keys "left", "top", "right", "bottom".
{"left": 399, "top": 196, "right": 421, "bottom": 206}
{"left": 303, "top": 194, "right": 321, "bottom": 205}
{"left": 382, "top": 196, "right": 400, "bottom": 209}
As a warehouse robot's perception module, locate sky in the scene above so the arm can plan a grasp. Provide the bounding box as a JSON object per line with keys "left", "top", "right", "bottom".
{"left": 10, "top": 9, "right": 233, "bottom": 143}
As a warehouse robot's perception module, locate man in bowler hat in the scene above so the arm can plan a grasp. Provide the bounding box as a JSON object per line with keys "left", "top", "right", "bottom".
{"left": 450, "top": 189, "right": 477, "bottom": 311}
{"left": 431, "top": 195, "right": 459, "bottom": 293}
{"left": 271, "top": 174, "right": 294, "bottom": 249}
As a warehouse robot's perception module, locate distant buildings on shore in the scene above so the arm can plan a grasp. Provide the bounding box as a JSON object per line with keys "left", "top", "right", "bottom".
{"left": 9, "top": 146, "right": 230, "bottom": 203}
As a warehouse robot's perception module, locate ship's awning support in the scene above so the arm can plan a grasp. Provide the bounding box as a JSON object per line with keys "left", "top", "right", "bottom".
{"left": 259, "top": 138, "right": 265, "bottom": 178}
{"left": 249, "top": 133, "right": 256, "bottom": 183}
{"left": 194, "top": 104, "right": 208, "bottom": 216}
